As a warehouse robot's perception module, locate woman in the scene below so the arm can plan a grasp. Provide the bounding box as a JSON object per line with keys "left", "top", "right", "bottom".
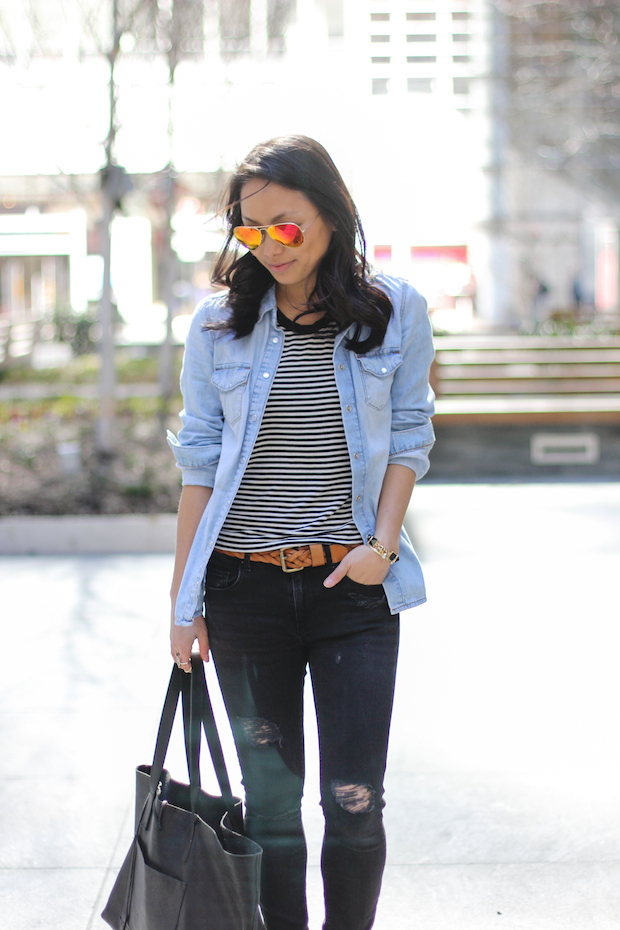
{"left": 167, "top": 135, "right": 435, "bottom": 930}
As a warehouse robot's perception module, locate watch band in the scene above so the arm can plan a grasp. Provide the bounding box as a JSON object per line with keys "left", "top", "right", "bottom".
{"left": 366, "top": 534, "right": 399, "bottom": 564}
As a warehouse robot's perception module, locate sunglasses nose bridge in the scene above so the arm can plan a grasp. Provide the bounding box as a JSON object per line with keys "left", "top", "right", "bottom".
{"left": 261, "top": 228, "right": 287, "bottom": 255}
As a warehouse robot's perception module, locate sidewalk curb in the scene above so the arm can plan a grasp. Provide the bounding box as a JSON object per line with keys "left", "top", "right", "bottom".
{"left": 0, "top": 514, "right": 177, "bottom": 555}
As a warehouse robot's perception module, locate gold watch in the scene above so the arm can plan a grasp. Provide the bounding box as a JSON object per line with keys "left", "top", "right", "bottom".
{"left": 366, "top": 534, "right": 399, "bottom": 564}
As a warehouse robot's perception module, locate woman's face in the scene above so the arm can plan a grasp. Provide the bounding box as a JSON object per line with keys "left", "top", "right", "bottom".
{"left": 238, "top": 179, "right": 333, "bottom": 296}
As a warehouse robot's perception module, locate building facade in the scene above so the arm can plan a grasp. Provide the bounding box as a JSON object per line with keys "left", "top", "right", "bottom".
{"left": 1, "top": 0, "right": 617, "bottom": 333}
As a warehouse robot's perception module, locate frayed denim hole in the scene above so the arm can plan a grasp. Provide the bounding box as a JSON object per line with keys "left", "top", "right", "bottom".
{"left": 346, "top": 590, "right": 386, "bottom": 609}
{"left": 331, "top": 780, "right": 376, "bottom": 814}
{"left": 238, "top": 717, "right": 284, "bottom": 748}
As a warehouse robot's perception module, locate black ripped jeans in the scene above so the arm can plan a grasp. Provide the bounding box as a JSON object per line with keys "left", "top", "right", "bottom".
{"left": 205, "top": 550, "right": 400, "bottom": 930}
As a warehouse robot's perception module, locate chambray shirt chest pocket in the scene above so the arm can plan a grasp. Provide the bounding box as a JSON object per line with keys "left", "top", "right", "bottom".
{"left": 356, "top": 351, "right": 403, "bottom": 410}
{"left": 211, "top": 364, "right": 251, "bottom": 424}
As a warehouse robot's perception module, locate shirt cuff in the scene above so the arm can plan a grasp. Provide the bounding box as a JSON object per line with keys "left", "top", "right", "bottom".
{"left": 180, "top": 466, "right": 216, "bottom": 487}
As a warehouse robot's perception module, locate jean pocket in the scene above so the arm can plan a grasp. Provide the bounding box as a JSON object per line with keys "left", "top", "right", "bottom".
{"left": 342, "top": 575, "right": 385, "bottom": 589}
{"left": 342, "top": 576, "right": 387, "bottom": 609}
{"left": 205, "top": 554, "right": 243, "bottom": 591}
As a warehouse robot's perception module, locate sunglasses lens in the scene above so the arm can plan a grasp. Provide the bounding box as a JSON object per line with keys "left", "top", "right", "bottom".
{"left": 234, "top": 227, "right": 262, "bottom": 250}
{"left": 269, "top": 224, "right": 304, "bottom": 247}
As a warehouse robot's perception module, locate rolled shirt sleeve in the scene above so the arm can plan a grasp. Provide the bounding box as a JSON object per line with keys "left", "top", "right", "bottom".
{"left": 387, "top": 282, "right": 436, "bottom": 479}
{"left": 166, "top": 298, "right": 225, "bottom": 487}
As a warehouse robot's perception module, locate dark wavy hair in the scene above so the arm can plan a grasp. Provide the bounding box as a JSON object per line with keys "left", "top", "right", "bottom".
{"left": 209, "top": 135, "right": 393, "bottom": 354}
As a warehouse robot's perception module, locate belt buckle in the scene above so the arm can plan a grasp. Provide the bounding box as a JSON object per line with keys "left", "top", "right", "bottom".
{"left": 279, "top": 547, "right": 304, "bottom": 573}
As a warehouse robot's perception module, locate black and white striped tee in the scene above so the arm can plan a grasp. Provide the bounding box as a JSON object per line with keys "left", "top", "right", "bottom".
{"left": 216, "top": 310, "right": 362, "bottom": 552}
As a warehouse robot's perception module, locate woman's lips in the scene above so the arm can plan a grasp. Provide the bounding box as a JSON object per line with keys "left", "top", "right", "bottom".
{"left": 268, "top": 260, "right": 294, "bottom": 273}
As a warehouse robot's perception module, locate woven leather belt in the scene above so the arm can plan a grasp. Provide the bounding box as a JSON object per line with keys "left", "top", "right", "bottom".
{"left": 214, "top": 543, "right": 360, "bottom": 573}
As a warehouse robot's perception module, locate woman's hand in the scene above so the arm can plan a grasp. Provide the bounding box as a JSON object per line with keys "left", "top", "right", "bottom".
{"left": 170, "top": 613, "right": 210, "bottom": 673}
{"left": 323, "top": 465, "right": 415, "bottom": 589}
{"left": 169, "top": 485, "right": 213, "bottom": 672}
{"left": 323, "top": 544, "right": 391, "bottom": 588}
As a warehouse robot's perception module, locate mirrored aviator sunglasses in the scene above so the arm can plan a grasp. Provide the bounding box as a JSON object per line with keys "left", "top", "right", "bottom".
{"left": 233, "top": 222, "right": 305, "bottom": 251}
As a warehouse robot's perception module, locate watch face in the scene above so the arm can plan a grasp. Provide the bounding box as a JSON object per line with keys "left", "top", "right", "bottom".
{"left": 367, "top": 535, "right": 398, "bottom": 563}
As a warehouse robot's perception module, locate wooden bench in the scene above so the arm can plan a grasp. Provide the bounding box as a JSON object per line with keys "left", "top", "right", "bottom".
{"left": 0, "top": 318, "right": 42, "bottom": 370}
{"left": 431, "top": 335, "right": 620, "bottom": 426}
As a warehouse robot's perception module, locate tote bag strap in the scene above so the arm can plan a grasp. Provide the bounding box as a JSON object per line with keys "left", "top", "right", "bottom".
{"left": 147, "top": 658, "right": 240, "bottom": 830}
{"left": 184, "top": 656, "right": 239, "bottom": 827}
{"left": 148, "top": 663, "right": 184, "bottom": 799}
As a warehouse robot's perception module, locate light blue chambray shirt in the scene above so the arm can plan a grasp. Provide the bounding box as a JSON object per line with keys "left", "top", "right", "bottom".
{"left": 167, "top": 274, "right": 435, "bottom": 625}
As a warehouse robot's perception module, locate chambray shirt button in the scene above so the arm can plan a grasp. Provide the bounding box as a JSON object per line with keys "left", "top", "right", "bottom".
{"left": 272, "top": 337, "right": 278, "bottom": 344}
{"left": 356, "top": 495, "right": 362, "bottom": 501}
{"left": 381, "top": 367, "right": 387, "bottom": 373}
{"left": 251, "top": 414, "right": 257, "bottom": 422}
{"left": 263, "top": 372, "right": 269, "bottom": 378}
{"left": 339, "top": 364, "right": 345, "bottom": 370}
{"left": 354, "top": 453, "right": 359, "bottom": 459}
{"left": 346, "top": 405, "right": 352, "bottom": 412}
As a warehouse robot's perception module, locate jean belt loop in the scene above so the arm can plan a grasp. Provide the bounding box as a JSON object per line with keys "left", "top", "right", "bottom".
{"left": 242, "top": 552, "right": 252, "bottom": 572}
{"left": 322, "top": 543, "right": 333, "bottom": 566}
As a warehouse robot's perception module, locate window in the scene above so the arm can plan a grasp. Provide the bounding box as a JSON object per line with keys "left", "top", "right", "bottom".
{"left": 372, "top": 56, "right": 391, "bottom": 63}
{"left": 372, "top": 78, "right": 389, "bottom": 95}
{"left": 0, "top": 255, "right": 68, "bottom": 319}
{"left": 371, "top": 34, "right": 390, "bottom": 42}
{"left": 371, "top": 13, "right": 390, "bottom": 21}
{"left": 408, "top": 78, "right": 433, "bottom": 93}
{"left": 406, "top": 12, "right": 436, "bottom": 20}
{"left": 453, "top": 77, "right": 469, "bottom": 94}
{"left": 452, "top": 11, "right": 470, "bottom": 20}
{"left": 407, "top": 56, "right": 436, "bottom": 63}
{"left": 453, "top": 55, "right": 470, "bottom": 63}
{"left": 452, "top": 34, "right": 470, "bottom": 42}
{"left": 407, "top": 34, "right": 436, "bottom": 42}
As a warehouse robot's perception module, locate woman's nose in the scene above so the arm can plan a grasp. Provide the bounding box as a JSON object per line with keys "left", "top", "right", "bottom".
{"left": 259, "top": 232, "right": 285, "bottom": 259}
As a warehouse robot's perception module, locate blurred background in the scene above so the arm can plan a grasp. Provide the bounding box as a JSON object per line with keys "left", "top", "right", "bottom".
{"left": 1, "top": 0, "right": 619, "bottom": 514}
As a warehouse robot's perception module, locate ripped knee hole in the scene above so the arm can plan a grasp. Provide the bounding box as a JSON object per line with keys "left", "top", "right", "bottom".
{"left": 238, "top": 717, "right": 283, "bottom": 748}
{"left": 331, "top": 780, "right": 376, "bottom": 814}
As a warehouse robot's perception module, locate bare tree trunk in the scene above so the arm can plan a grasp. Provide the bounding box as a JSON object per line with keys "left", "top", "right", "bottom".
{"left": 97, "top": 176, "right": 116, "bottom": 453}
{"left": 159, "top": 168, "right": 176, "bottom": 404}
{"left": 96, "top": 0, "right": 120, "bottom": 454}
{"left": 159, "top": 1, "right": 180, "bottom": 404}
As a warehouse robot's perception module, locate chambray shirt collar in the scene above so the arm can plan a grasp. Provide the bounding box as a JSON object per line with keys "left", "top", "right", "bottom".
{"left": 257, "top": 285, "right": 278, "bottom": 322}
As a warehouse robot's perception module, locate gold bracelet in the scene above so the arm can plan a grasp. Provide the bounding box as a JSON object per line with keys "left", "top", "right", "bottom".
{"left": 366, "top": 534, "right": 399, "bottom": 564}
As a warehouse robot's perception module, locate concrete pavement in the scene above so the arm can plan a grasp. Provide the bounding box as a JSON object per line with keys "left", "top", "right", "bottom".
{"left": 0, "top": 483, "right": 619, "bottom": 929}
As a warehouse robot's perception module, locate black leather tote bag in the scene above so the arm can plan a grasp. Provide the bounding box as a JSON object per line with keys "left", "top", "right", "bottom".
{"left": 102, "top": 656, "right": 265, "bottom": 930}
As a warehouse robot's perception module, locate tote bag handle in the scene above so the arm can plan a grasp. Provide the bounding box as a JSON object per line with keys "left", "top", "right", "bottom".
{"left": 184, "top": 656, "right": 240, "bottom": 829}
{"left": 147, "top": 656, "right": 240, "bottom": 831}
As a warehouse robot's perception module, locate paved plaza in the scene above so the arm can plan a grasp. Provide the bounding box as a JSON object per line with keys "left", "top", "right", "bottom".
{"left": 0, "top": 482, "right": 619, "bottom": 929}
